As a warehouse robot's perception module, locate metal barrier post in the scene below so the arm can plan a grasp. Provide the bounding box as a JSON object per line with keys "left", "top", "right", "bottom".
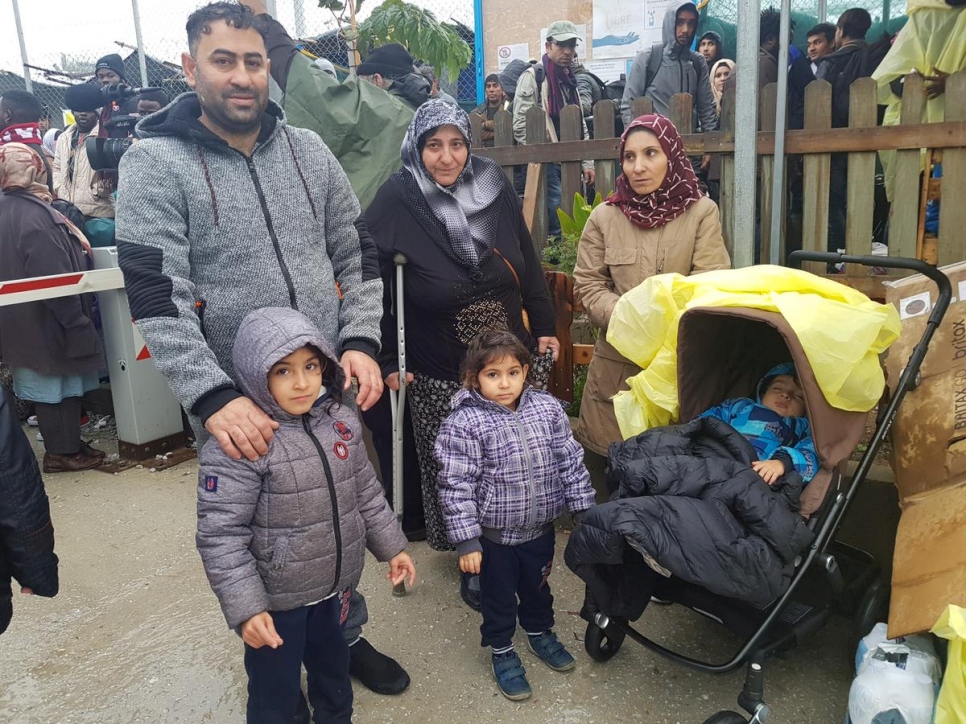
{"left": 91, "top": 248, "right": 186, "bottom": 459}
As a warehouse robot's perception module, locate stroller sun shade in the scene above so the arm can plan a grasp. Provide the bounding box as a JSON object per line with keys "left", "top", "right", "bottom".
{"left": 676, "top": 307, "right": 868, "bottom": 513}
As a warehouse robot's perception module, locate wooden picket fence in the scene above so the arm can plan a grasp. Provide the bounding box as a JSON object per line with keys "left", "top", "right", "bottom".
{"left": 471, "top": 71, "right": 966, "bottom": 403}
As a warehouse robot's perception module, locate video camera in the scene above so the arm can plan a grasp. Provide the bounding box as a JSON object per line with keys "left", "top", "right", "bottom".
{"left": 84, "top": 85, "right": 162, "bottom": 171}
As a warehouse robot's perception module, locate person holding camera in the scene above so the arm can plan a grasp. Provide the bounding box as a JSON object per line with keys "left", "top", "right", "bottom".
{"left": 52, "top": 84, "right": 115, "bottom": 229}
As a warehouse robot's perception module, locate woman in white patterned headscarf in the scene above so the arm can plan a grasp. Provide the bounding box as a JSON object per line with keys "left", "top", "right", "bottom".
{"left": 367, "top": 100, "right": 560, "bottom": 606}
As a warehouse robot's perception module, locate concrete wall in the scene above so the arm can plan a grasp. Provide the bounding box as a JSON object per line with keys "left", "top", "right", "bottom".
{"left": 481, "top": 0, "right": 592, "bottom": 75}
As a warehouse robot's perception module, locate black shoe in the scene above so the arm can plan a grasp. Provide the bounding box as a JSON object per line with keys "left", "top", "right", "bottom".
{"left": 349, "top": 637, "right": 410, "bottom": 695}
{"left": 460, "top": 572, "right": 482, "bottom": 612}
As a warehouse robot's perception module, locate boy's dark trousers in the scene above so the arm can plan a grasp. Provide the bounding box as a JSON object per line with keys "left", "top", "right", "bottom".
{"left": 479, "top": 529, "right": 556, "bottom": 649}
{"left": 244, "top": 596, "right": 352, "bottom": 724}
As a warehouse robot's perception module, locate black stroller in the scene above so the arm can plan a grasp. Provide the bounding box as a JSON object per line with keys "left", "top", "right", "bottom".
{"left": 566, "top": 253, "right": 952, "bottom": 723}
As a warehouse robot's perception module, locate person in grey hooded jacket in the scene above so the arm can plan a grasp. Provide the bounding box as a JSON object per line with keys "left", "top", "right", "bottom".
{"left": 620, "top": 0, "right": 717, "bottom": 132}
{"left": 197, "top": 307, "right": 414, "bottom": 722}
{"left": 117, "top": 2, "right": 404, "bottom": 700}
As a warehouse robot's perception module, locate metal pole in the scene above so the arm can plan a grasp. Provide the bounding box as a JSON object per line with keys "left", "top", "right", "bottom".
{"left": 265, "top": 0, "right": 277, "bottom": 16}
{"left": 733, "top": 0, "right": 761, "bottom": 268}
{"left": 770, "top": 0, "right": 791, "bottom": 265}
{"left": 12, "top": 0, "right": 33, "bottom": 92}
{"left": 474, "top": 0, "right": 485, "bottom": 106}
{"left": 131, "top": 0, "right": 150, "bottom": 88}
{"left": 818, "top": 0, "right": 828, "bottom": 23}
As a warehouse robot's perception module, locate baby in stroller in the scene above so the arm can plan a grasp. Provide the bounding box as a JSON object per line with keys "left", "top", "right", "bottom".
{"left": 699, "top": 362, "right": 818, "bottom": 486}
{"left": 565, "top": 359, "right": 818, "bottom": 622}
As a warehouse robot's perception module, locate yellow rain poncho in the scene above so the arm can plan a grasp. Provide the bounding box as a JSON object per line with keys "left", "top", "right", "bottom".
{"left": 872, "top": 0, "right": 966, "bottom": 200}
{"left": 606, "top": 265, "right": 901, "bottom": 439}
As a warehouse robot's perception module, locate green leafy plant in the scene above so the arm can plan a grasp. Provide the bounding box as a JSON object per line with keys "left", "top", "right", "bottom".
{"left": 543, "top": 192, "right": 605, "bottom": 276}
{"left": 557, "top": 191, "right": 603, "bottom": 241}
{"left": 357, "top": 0, "right": 472, "bottom": 82}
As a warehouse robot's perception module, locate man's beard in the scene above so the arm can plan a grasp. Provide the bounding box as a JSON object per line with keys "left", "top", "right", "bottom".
{"left": 198, "top": 84, "right": 267, "bottom": 136}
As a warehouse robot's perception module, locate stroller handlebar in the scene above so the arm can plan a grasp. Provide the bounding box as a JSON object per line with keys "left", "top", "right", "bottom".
{"left": 789, "top": 251, "right": 953, "bottom": 323}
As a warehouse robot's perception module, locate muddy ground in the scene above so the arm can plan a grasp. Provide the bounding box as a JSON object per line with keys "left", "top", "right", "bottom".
{"left": 0, "top": 426, "right": 891, "bottom": 723}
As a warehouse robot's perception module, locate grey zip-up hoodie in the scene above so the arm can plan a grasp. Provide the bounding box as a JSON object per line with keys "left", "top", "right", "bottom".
{"left": 116, "top": 93, "right": 382, "bottom": 428}
{"left": 196, "top": 307, "right": 407, "bottom": 629}
{"left": 620, "top": 0, "right": 717, "bottom": 131}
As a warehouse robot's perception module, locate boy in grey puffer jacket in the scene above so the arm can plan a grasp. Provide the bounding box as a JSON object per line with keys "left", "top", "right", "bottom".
{"left": 197, "top": 307, "right": 414, "bottom": 723}
{"left": 435, "top": 330, "right": 596, "bottom": 703}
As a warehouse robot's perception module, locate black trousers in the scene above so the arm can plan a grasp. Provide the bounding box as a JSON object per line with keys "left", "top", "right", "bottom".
{"left": 828, "top": 152, "right": 849, "bottom": 255}
{"left": 360, "top": 387, "right": 425, "bottom": 535}
{"left": 244, "top": 596, "right": 352, "bottom": 724}
{"left": 34, "top": 397, "right": 82, "bottom": 455}
{"left": 480, "top": 530, "right": 556, "bottom": 649}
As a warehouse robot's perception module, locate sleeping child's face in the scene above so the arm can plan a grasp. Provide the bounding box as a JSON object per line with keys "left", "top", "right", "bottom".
{"left": 267, "top": 345, "right": 324, "bottom": 415}
{"left": 760, "top": 374, "right": 806, "bottom": 418}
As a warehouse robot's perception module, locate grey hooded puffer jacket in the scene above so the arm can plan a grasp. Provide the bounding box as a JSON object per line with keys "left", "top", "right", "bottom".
{"left": 196, "top": 307, "right": 407, "bottom": 629}
{"left": 619, "top": 0, "right": 717, "bottom": 130}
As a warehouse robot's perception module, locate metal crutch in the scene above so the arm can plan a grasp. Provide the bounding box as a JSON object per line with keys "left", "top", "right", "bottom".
{"left": 389, "top": 253, "right": 408, "bottom": 597}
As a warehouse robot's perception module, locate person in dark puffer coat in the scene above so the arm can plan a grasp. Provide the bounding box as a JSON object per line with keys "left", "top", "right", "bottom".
{"left": 0, "top": 388, "right": 59, "bottom": 636}
{"left": 196, "top": 307, "right": 414, "bottom": 723}
{"left": 564, "top": 415, "right": 814, "bottom": 622}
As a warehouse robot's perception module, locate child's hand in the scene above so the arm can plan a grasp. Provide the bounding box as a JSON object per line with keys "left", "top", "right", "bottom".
{"left": 752, "top": 459, "right": 785, "bottom": 485}
{"left": 459, "top": 551, "right": 482, "bottom": 575}
{"left": 388, "top": 551, "right": 416, "bottom": 588}
{"left": 241, "top": 611, "right": 283, "bottom": 649}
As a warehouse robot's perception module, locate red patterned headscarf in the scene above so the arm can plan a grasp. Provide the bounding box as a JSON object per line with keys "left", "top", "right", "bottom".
{"left": 606, "top": 114, "right": 703, "bottom": 230}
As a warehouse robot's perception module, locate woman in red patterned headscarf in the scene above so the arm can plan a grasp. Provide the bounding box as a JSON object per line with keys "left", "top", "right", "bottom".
{"left": 572, "top": 114, "right": 731, "bottom": 457}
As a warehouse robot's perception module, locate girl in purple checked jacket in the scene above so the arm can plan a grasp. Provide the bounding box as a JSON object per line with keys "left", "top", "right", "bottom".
{"left": 434, "top": 329, "right": 597, "bottom": 702}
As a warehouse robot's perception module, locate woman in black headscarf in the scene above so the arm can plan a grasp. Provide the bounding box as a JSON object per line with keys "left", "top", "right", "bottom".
{"left": 368, "top": 100, "right": 560, "bottom": 602}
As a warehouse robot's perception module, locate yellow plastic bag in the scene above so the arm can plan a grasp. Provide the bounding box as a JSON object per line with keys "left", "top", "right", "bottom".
{"left": 932, "top": 605, "right": 966, "bottom": 723}
{"left": 606, "top": 265, "right": 902, "bottom": 439}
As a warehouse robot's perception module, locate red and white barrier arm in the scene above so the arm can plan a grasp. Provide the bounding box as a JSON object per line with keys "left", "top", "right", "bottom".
{"left": 0, "top": 268, "right": 125, "bottom": 307}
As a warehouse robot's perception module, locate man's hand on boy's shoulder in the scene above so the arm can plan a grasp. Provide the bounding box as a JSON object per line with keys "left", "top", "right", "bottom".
{"left": 205, "top": 397, "right": 280, "bottom": 462}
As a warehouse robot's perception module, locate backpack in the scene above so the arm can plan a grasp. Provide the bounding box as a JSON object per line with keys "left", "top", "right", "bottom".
{"left": 828, "top": 35, "right": 892, "bottom": 127}
{"left": 643, "top": 42, "right": 705, "bottom": 95}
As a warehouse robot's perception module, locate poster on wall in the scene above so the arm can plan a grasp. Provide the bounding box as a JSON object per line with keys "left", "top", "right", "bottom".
{"left": 497, "top": 43, "right": 530, "bottom": 70}
{"left": 583, "top": 58, "right": 627, "bottom": 83}
{"left": 642, "top": 0, "right": 675, "bottom": 43}
{"left": 591, "top": 0, "right": 646, "bottom": 59}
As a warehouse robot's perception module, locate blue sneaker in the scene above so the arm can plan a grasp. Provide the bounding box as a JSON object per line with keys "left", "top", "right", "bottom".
{"left": 491, "top": 650, "right": 532, "bottom": 700}
{"left": 526, "top": 630, "right": 576, "bottom": 671}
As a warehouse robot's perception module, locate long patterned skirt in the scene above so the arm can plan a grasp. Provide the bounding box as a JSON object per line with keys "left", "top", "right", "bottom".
{"left": 408, "top": 350, "right": 555, "bottom": 551}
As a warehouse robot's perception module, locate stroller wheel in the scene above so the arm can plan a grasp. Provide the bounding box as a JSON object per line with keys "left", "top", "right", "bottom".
{"left": 702, "top": 712, "right": 748, "bottom": 724}
{"left": 584, "top": 620, "right": 625, "bottom": 662}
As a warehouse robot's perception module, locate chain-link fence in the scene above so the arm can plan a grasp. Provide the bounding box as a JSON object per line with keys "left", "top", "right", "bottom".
{"left": 0, "top": 0, "right": 478, "bottom": 129}
{"left": 700, "top": 0, "right": 909, "bottom": 59}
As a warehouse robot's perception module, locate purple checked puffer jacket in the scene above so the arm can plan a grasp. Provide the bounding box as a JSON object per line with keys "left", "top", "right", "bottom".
{"left": 435, "top": 387, "right": 596, "bottom": 556}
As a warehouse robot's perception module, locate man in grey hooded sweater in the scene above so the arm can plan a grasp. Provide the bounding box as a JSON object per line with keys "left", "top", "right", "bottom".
{"left": 620, "top": 0, "right": 717, "bottom": 132}
{"left": 115, "top": 1, "right": 409, "bottom": 699}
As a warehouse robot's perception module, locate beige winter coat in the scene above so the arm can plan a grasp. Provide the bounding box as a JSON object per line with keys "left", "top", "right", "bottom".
{"left": 52, "top": 125, "right": 115, "bottom": 219}
{"left": 573, "top": 197, "right": 731, "bottom": 456}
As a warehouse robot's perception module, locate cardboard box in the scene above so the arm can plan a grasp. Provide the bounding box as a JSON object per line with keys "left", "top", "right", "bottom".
{"left": 883, "top": 261, "right": 966, "bottom": 637}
